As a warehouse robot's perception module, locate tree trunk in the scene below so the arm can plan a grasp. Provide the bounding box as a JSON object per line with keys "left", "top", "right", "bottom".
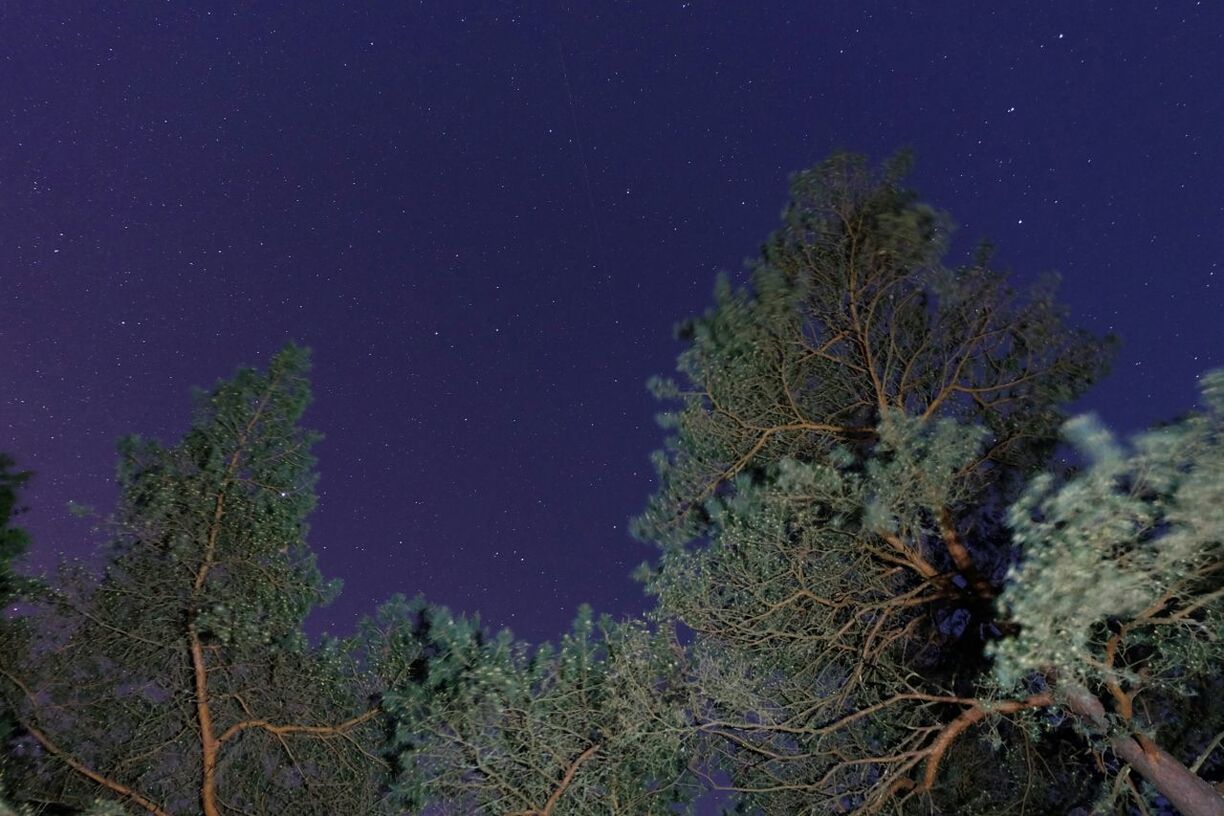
{"left": 1062, "top": 683, "right": 1224, "bottom": 816}
{"left": 190, "top": 630, "right": 222, "bottom": 816}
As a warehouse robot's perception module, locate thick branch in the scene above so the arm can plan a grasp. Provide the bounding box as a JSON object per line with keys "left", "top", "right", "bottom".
{"left": 921, "top": 694, "right": 1052, "bottom": 791}
{"left": 189, "top": 631, "right": 222, "bottom": 816}
{"left": 936, "top": 508, "right": 994, "bottom": 600}
{"left": 1062, "top": 683, "right": 1224, "bottom": 816}
{"left": 188, "top": 373, "right": 278, "bottom": 816}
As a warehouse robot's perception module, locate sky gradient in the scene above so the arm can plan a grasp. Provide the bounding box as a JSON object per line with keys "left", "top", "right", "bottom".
{"left": 4, "top": 2, "right": 1222, "bottom": 644}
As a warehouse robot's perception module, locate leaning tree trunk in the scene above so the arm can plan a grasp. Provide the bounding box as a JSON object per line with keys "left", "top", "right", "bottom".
{"left": 1062, "top": 684, "right": 1224, "bottom": 816}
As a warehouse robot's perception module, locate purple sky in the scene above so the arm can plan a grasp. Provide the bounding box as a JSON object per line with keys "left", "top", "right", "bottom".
{"left": 4, "top": 2, "right": 1222, "bottom": 644}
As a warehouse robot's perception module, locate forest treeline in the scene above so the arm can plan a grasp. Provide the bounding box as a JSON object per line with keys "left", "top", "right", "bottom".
{"left": 2, "top": 154, "right": 1222, "bottom": 816}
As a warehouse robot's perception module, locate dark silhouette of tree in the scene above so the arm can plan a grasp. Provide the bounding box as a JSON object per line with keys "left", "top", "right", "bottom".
{"left": 0, "top": 455, "right": 31, "bottom": 610}
{"left": 0, "top": 454, "right": 36, "bottom": 815}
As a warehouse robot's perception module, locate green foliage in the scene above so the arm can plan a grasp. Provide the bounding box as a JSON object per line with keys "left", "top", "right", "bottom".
{"left": 996, "top": 372, "right": 1224, "bottom": 687}
{"left": 0, "top": 151, "right": 1217, "bottom": 815}
{"left": 635, "top": 153, "right": 1118, "bottom": 813}
{"left": 993, "top": 371, "right": 1224, "bottom": 802}
{"left": 382, "top": 598, "right": 696, "bottom": 814}
{"left": 863, "top": 411, "right": 992, "bottom": 538}
{"left": 634, "top": 151, "right": 1113, "bottom": 551}
{"left": 650, "top": 452, "right": 1096, "bottom": 814}
{"left": 0, "top": 347, "right": 390, "bottom": 815}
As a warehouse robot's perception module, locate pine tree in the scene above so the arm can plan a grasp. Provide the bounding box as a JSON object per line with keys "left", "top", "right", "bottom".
{"left": 0, "top": 347, "right": 391, "bottom": 815}
{"left": 381, "top": 598, "right": 697, "bottom": 815}
{"left": 993, "top": 372, "right": 1224, "bottom": 814}
{"left": 634, "top": 153, "right": 1150, "bottom": 813}
{"left": 636, "top": 152, "right": 1111, "bottom": 554}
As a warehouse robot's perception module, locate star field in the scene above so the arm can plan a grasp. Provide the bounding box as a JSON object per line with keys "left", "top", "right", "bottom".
{"left": 3, "top": 3, "right": 1222, "bottom": 643}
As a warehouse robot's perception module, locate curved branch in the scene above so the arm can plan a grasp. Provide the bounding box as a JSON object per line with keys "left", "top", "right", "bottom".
{"left": 217, "top": 706, "right": 380, "bottom": 745}
{"left": 921, "top": 694, "right": 1052, "bottom": 791}
{"left": 541, "top": 742, "right": 600, "bottom": 815}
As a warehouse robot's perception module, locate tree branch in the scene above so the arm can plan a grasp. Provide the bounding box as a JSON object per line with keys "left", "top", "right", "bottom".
{"left": 507, "top": 742, "right": 601, "bottom": 816}
{"left": 921, "top": 694, "right": 1052, "bottom": 791}
{"left": 0, "top": 668, "right": 169, "bottom": 816}
{"left": 541, "top": 742, "right": 600, "bottom": 816}
{"left": 217, "top": 706, "right": 380, "bottom": 745}
{"left": 936, "top": 507, "right": 994, "bottom": 600}
{"left": 1062, "top": 683, "right": 1224, "bottom": 816}
{"left": 22, "top": 722, "right": 172, "bottom": 816}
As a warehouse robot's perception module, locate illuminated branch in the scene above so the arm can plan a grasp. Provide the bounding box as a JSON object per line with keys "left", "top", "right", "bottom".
{"left": 921, "top": 694, "right": 1053, "bottom": 791}
{"left": 217, "top": 707, "right": 380, "bottom": 744}
{"left": 505, "top": 742, "right": 601, "bottom": 816}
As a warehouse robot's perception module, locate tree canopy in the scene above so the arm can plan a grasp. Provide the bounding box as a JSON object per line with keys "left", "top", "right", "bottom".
{"left": 636, "top": 153, "right": 1221, "bottom": 814}
{"left": 1, "top": 153, "right": 1221, "bottom": 815}
{"left": 0, "top": 347, "right": 388, "bottom": 815}
{"left": 381, "top": 598, "right": 696, "bottom": 814}
{"left": 635, "top": 152, "right": 1112, "bottom": 553}
{"left": 0, "top": 349, "right": 694, "bottom": 816}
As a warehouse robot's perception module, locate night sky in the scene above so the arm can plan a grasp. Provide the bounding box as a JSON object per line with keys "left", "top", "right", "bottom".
{"left": 4, "top": 3, "right": 1222, "bottom": 645}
